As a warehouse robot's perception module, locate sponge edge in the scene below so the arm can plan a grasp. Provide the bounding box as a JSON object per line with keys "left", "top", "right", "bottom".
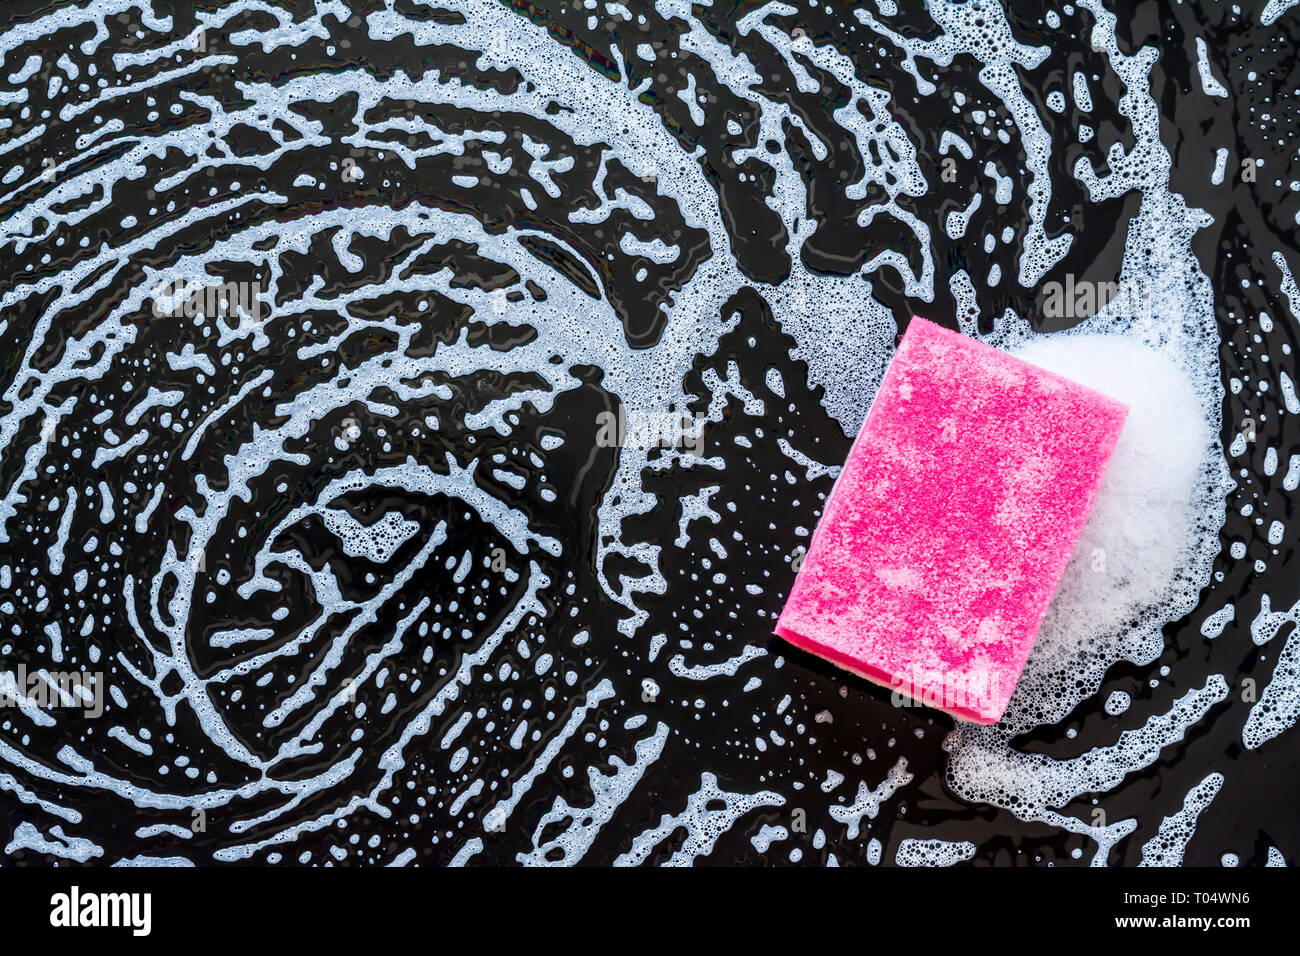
{"left": 775, "top": 316, "right": 1129, "bottom": 724}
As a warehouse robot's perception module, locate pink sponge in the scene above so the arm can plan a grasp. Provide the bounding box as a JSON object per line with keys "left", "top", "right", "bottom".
{"left": 775, "top": 317, "right": 1128, "bottom": 724}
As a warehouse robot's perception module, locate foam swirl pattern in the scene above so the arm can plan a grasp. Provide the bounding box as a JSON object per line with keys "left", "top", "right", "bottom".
{"left": 0, "top": 0, "right": 1295, "bottom": 866}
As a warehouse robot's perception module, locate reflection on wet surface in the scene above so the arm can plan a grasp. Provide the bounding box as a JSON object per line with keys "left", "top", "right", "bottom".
{"left": 0, "top": 0, "right": 1296, "bottom": 866}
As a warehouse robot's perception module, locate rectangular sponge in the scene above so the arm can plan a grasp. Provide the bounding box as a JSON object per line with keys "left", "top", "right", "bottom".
{"left": 775, "top": 317, "right": 1128, "bottom": 724}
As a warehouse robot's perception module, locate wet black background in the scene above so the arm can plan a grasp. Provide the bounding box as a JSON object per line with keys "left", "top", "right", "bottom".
{"left": 0, "top": 0, "right": 1296, "bottom": 866}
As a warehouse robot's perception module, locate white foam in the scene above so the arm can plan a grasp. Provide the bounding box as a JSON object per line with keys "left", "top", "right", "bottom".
{"left": 895, "top": 837, "right": 976, "bottom": 867}
{"left": 1138, "top": 773, "right": 1222, "bottom": 866}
